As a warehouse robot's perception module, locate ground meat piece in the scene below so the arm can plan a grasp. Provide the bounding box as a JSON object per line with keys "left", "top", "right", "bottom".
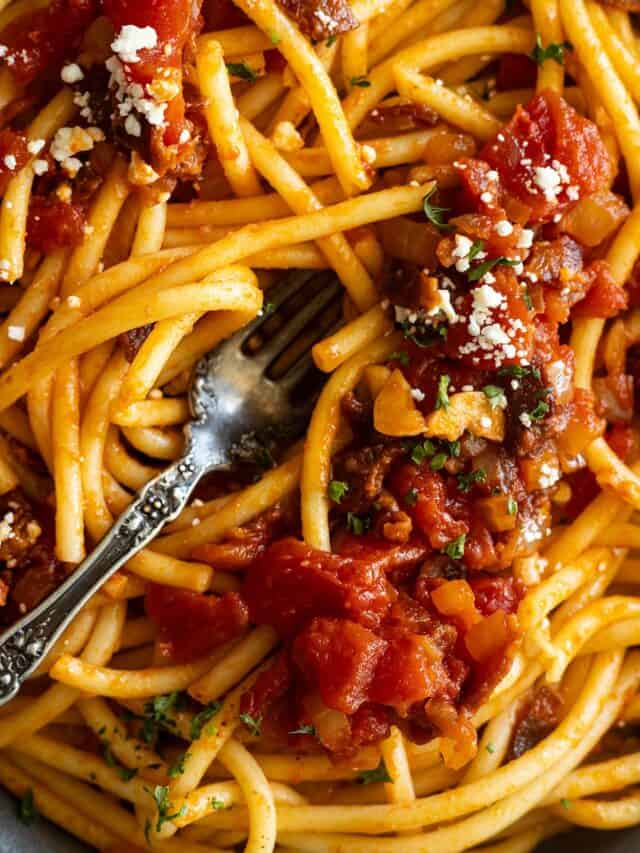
{"left": 368, "top": 102, "right": 439, "bottom": 132}
{"left": 277, "top": 0, "right": 358, "bottom": 40}
{"left": 119, "top": 325, "right": 154, "bottom": 361}
{"left": 331, "top": 443, "right": 404, "bottom": 514}
{"left": 508, "top": 685, "right": 563, "bottom": 759}
{"left": 27, "top": 197, "right": 86, "bottom": 253}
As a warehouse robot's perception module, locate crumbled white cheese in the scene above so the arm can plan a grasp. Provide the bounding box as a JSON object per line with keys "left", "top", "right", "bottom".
{"left": 7, "top": 325, "right": 25, "bottom": 341}
{"left": 411, "top": 387, "right": 425, "bottom": 402}
{"left": 517, "top": 229, "right": 534, "bottom": 249}
{"left": 61, "top": 63, "right": 84, "bottom": 84}
{"left": 32, "top": 159, "right": 48, "bottom": 176}
{"left": 3, "top": 155, "right": 16, "bottom": 170}
{"left": 111, "top": 25, "right": 158, "bottom": 63}
{"left": 480, "top": 191, "right": 493, "bottom": 203}
{"left": 27, "top": 139, "right": 45, "bottom": 155}
{"left": 519, "top": 412, "right": 532, "bottom": 428}
{"left": 495, "top": 220, "right": 513, "bottom": 237}
{"left": 124, "top": 113, "right": 142, "bottom": 137}
{"left": 533, "top": 166, "right": 562, "bottom": 202}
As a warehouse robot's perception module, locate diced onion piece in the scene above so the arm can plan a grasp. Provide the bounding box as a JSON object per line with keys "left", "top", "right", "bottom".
{"left": 476, "top": 495, "right": 518, "bottom": 532}
{"left": 558, "top": 190, "right": 629, "bottom": 248}
{"left": 373, "top": 369, "right": 426, "bottom": 436}
{"left": 431, "top": 580, "right": 480, "bottom": 631}
{"left": 424, "top": 392, "right": 504, "bottom": 442}
{"left": 378, "top": 216, "right": 440, "bottom": 267}
{"left": 464, "top": 611, "right": 511, "bottom": 663}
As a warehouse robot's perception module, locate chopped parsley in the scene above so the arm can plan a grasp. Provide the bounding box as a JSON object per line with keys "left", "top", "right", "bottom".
{"left": 529, "top": 399, "right": 549, "bottom": 420}
{"left": 350, "top": 75, "right": 371, "bottom": 87}
{"left": 141, "top": 692, "right": 184, "bottom": 743}
{"left": 430, "top": 452, "right": 448, "bottom": 471}
{"left": 226, "top": 62, "right": 257, "bottom": 82}
{"left": 468, "top": 256, "right": 520, "bottom": 282}
{"left": 507, "top": 496, "right": 518, "bottom": 515}
{"left": 387, "top": 350, "right": 409, "bottom": 366}
{"left": 409, "top": 438, "right": 436, "bottom": 464}
{"left": 18, "top": 790, "right": 38, "bottom": 825}
{"left": 423, "top": 185, "right": 452, "bottom": 232}
{"left": 211, "top": 798, "right": 228, "bottom": 810}
{"left": 482, "top": 385, "right": 505, "bottom": 408}
{"left": 289, "top": 724, "right": 316, "bottom": 736}
{"left": 522, "top": 288, "right": 533, "bottom": 310}
{"left": 560, "top": 798, "right": 572, "bottom": 809}
{"left": 401, "top": 319, "right": 448, "bottom": 348}
{"left": 326, "top": 34, "right": 337, "bottom": 46}
{"left": 444, "top": 533, "right": 466, "bottom": 561}
{"left": 168, "top": 752, "right": 189, "bottom": 779}
{"left": 268, "top": 30, "right": 281, "bottom": 44}
{"left": 486, "top": 742, "right": 496, "bottom": 754}
{"left": 498, "top": 364, "right": 541, "bottom": 381}
{"left": 102, "top": 743, "right": 137, "bottom": 781}
{"left": 435, "top": 374, "right": 450, "bottom": 410}
{"left": 239, "top": 713, "right": 263, "bottom": 737}
{"left": 468, "top": 239, "right": 486, "bottom": 262}
{"left": 457, "top": 468, "right": 487, "bottom": 493}
{"left": 404, "top": 488, "right": 418, "bottom": 506}
{"left": 190, "top": 701, "right": 221, "bottom": 741}
{"left": 531, "top": 34, "right": 571, "bottom": 66}
{"left": 148, "top": 785, "right": 187, "bottom": 833}
{"left": 328, "top": 480, "right": 349, "bottom": 503}
{"left": 347, "top": 512, "right": 371, "bottom": 536}
{"left": 406, "top": 438, "right": 459, "bottom": 469}
{"left": 358, "top": 759, "right": 392, "bottom": 785}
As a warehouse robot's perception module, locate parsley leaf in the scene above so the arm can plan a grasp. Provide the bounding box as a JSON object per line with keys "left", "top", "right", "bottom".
{"left": 190, "top": 701, "right": 221, "bottom": 741}
{"left": 358, "top": 759, "right": 392, "bottom": 785}
{"left": 103, "top": 743, "right": 138, "bottom": 781}
{"left": 468, "top": 256, "right": 520, "bottom": 282}
{"left": 423, "top": 185, "right": 453, "bottom": 232}
{"left": 401, "top": 319, "right": 448, "bottom": 348}
{"left": 18, "top": 789, "right": 38, "bottom": 825}
{"left": 531, "top": 34, "right": 571, "bottom": 66}
{"left": 482, "top": 385, "right": 505, "bottom": 408}
{"left": 347, "top": 512, "right": 371, "bottom": 536}
{"left": 141, "top": 692, "right": 184, "bottom": 743}
{"left": 430, "top": 452, "right": 448, "bottom": 471}
{"left": 350, "top": 75, "right": 371, "bottom": 87}
{"left": 560, "top": 798, "right": 572, "bottom": 809}
{"left": 486, "top": 742, "right": 496, "bottom": 754}
{"left": 409, "top": 438, "right": 436, "bottom": 464}
{"left": 457, "top": 468, "right": 487, "bottom": 493}
{"left": 404, "top": 488, "right": 418, "bottom": 506}
{"left": 468, "top": 239, "right": 485, "bottom": 262}
{"left": 507, "top": 496, "right": 518, "bottom": 515}
{"left": 326, "top": 34, "right": 337, "bottom": 46}
{"left": 435, "top": 374, "right": 450, "bottom": 410}
{"left": 289, "top": 724, "right": 316, "bottom": 736}
{"left": 226, "top": 62, "right": 257, "bottom": 82}
{"left": 529, "top": 399, "right": 549, "bottom": 420}
{"left": 498, "top": 364, "right": 541, "bottom": 381}
{"left": 328, "top": 480, "right": 349, "bottom": 503}
{"left": 444, "top": 533, "right": 466, "bottom": 560}
{"left": 268, "top": 30, "right": 281, "bottom": 44}
{"left": 239, "top": 712, "right": 263, "bottom": 737}
{"left": 148, "top": 785, "right": 187, "bottom": 833}
{"left": 387, "top": 350, "right": 409, "bottom": 366}
{"left": 168, "top": 752, "right": 189, "bottom": 779}
{"left": 211, "top": 797, "right": 228, "bottom": 810}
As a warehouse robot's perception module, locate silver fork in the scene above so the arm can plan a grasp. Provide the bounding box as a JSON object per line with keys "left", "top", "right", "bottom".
{"left": 0, "top": 270, "right": 343, "bottom": 705}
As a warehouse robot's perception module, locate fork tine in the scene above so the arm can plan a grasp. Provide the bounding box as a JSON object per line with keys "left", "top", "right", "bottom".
{"left": 250, "top": 276, "right": 343, "bottom": 368}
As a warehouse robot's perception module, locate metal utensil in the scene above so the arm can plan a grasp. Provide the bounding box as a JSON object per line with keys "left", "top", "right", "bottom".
{"left": 0, "top": 269, "right": 342, "bottom": 704}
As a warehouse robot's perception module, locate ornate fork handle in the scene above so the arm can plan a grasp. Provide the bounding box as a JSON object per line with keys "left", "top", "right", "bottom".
{"left": 0, "top": 452, "right": 208, "bottom": 705}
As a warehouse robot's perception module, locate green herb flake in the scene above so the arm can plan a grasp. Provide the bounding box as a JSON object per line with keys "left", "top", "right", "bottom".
{"left": 457, "top": 468, "right": 487, "bottom": 493}
{"left": 532, "top": 34, "right": 571, "bottom": 66}
{"left": 289, "top": 724, "right": 316, "bottom": 736}
{"left": 430, "top": 452, "right": 448, "bottom": 471}
{"left": 328, "top": 480, "right": 349, "bottom": 504}
{"left": 529, "top": 399, "right": 549, "bottom": 421}
{"left": 18, "top": 789, "right": 38, "bottom": 826}
{"left": 148, "top": 785, "right": 187, "bottom": 833}
{"left": 522, "top": 288, "right": 533, "bottom": 310}
{"left": 486, "top": 742, "right": 496, "bottom": 754}
{"left": 468, "top": 256, "right": 520, "bottom": 283}
{"left": 498, "top": 364, "right": 541, "bottom": 381}
{"left": 168, "top": 752, "right": 189, "bottom": 779}
{"left": 144, "top": 817, "right": 153, "bottom": 845}
{"left": 404, "top": 488, "right": 418, "bottom": 506}
{"left": 211, "top": 797, "right": 228, "bottom": 810}
{"left": 350, "top": 75, "right": 371, "bottom": 87}
{"left": 190, "top": 701, "right": 222, "bottom": 741}
{"left": 387, "top": 350, "right": 409, "bottom": 366}
{"left": 268, "top": 30, "right": 281, "bottom": 44}
{"left": 560, "top": 798, "right": 572, "bottom": 809}
{"left": 482, "top": 385, "right": 505, "bottom": 409}
{"left": 239, "top": 712, "right": 263, "bottom": 737}
{"left": 357, "top": 759, "right": 392, "bottom": 785}
{"left": 347, "top": 512, "right": 371, "bottom": 536}
{"left": 435, "top": 374, "right": 450, "bottom": 410}
{"left": 422, "top": 185, "right": 453, "bottom": 232}
{"left": 409, "top": 438, "right": 436, "bottom": 465}
{"left": 507, "top": 496, "right": 518, "bottom": 515}
{"left": 326, "top": 34, "right": 337, "bottom": 46}
{"left": 226, "top": 62, "right": 257, "bottom": 82}
{"left": 468, "top": 239, "right": 485, "bottom": 262}
{"left": 444, "top": 533, "right": 466, "bottom": 561}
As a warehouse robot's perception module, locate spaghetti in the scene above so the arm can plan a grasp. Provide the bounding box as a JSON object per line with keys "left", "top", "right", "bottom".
{"left": 0, "top": 0, "right": 639, "bottom": 851}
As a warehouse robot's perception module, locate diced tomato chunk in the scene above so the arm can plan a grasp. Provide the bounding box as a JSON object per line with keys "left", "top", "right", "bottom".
{"left": 242, "top": 538, "right": 396, "bottom": 637}
{"left": 573, "top": 261, "right": 629, "bottom": 318}
{"left": 0, "top": 0, "right": 97, "bottom": 84}
{"left": 480, "top": 91, "right": 612, "bottom": 224}
{"left": 468, "top": 575, "right": 523, "bottom": 616}
{"left": 369, "top": 631, "right": 450, "bottom": 709}
{"left": 27, "top": 197, "right": 86, "bottom": 253}
{"left": 240, "top": 650, "right": 292, "bottom": 719}
{"left": 495, "top": 54, "right": 537, "bottom": 92}
{"left": 145, "top": 584, "right": 249, "bottom": 662}
{"left": 293, "top": 618, "right": 387, "bottom": 714}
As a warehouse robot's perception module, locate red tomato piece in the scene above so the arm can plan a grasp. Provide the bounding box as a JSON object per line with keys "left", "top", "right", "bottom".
{"left": 0, "top": 0, "right": 97, "bottom": 84}
{"left": 292, "top": 617, "right": 388, "bottom": 714}
{"left": 369, "top": 631, "right": 451, "bottom": 709}
{"left": 480, "top": 90, "right": 612, "bottom": 224}
{"left": 240, "top": 650, "right": 292, "bottom": 719}
{"left": 572, "top": 261, "right": 629, "bottom": 318}
{"left": 468, "top": 575, "right": 523, "bottom": 617}
{"left": 27, "top": 197, "right": 86, "bottom": 253}
{"left": 495, "top": 54, "right": 537, "bottom": 92}
{"left": 145, "top": 584, "right": 249, "bottom": 662}
{"left": 242, "top": 538, "right": 396, "bottom": 637}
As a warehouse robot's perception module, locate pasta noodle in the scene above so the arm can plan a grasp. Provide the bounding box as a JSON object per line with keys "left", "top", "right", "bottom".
{"left": 0, "top": 1, "right": 639, "bottom": 852}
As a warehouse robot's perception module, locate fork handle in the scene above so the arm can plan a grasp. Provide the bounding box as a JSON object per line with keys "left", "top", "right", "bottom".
{"left": 0, "top": 452, "right": 207, "bottom": 705}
